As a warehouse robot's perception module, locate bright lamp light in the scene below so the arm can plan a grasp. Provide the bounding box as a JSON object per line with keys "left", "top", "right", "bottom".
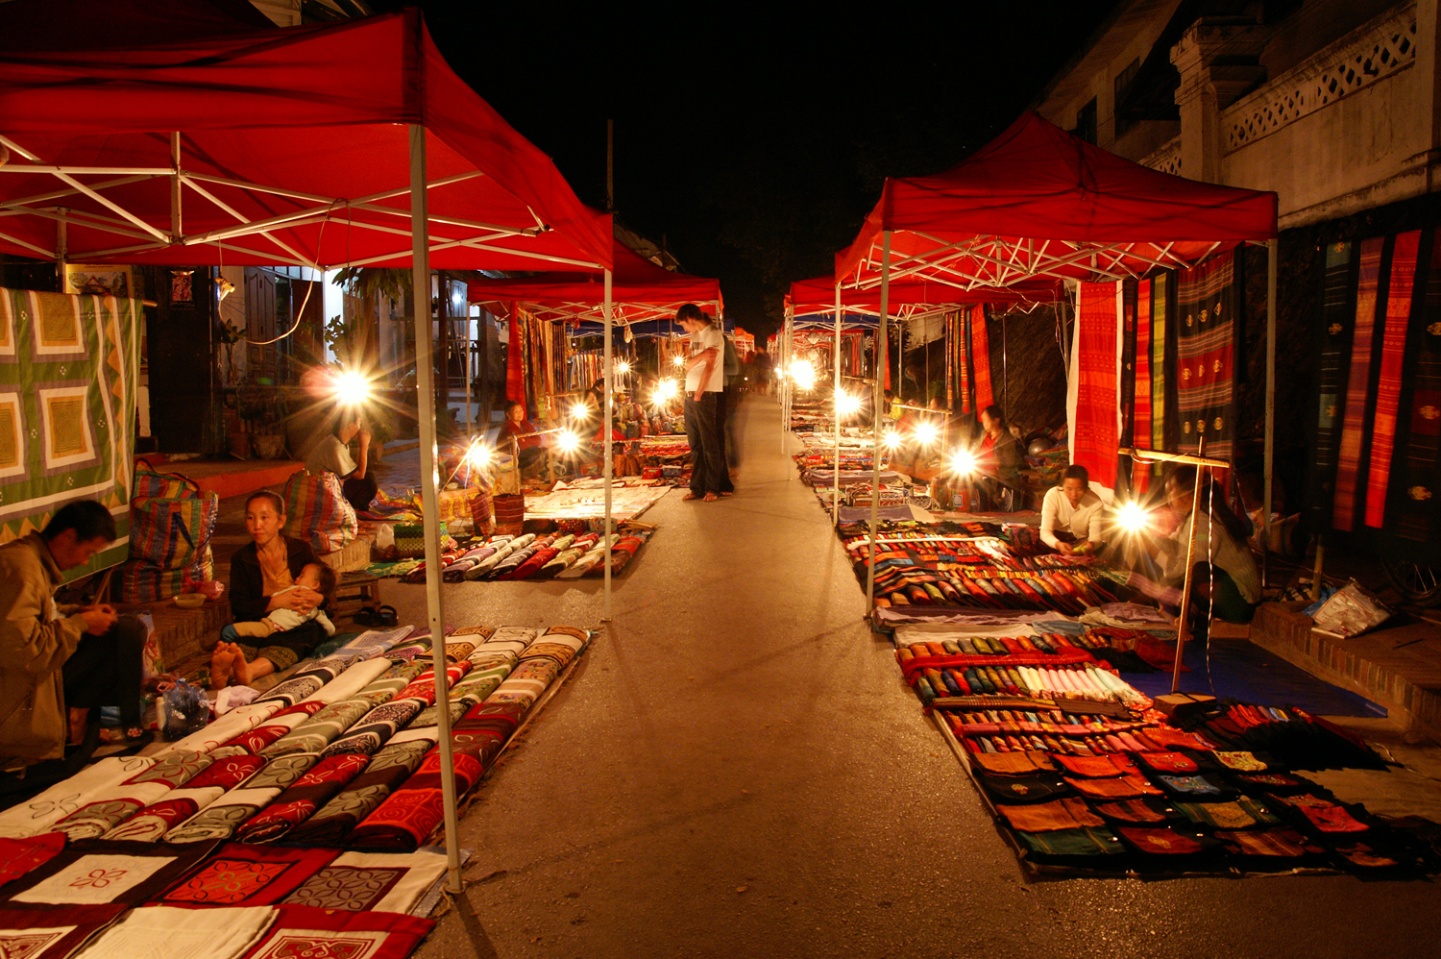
{"left": 882, "top": 430, "right": 903, "bottom": 450}
{"left": 672, "top": 353, "right": 686, "bottom": 368}
{"left": 616, "top": 360, "right": 632, "bottom": 375}
{"left": 791, "top": 359, "right": 816, "bottom": 391}
{"left": 835, "top": 390, "right": 861, "bottom": 416}
{"left": 556, "top": 429, "right": 581, "bottom": 453}
{"left": 331, "top": 368, "right": 372, "bottom": 407}
{"left": 569, "top": 401, "right": 591, "bottom": 421}
{"left": 914, "top": 421, "right": 940, "bottom": 447}
{"left": 466, "top": 443, "right": 493, "bottom": 470}
{"left": 949, "top": 448, "right": 978, "bottom": 477}
{"left": 1114, "top": 501, "right": 1152, "bottom": 535}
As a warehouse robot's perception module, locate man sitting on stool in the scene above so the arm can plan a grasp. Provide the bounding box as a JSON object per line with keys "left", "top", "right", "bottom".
{"left": 1040, "top": 464, "right": 1105, "bottom": 555}
{"left": 0, "top": 500, "right": 146, "bottom": 770}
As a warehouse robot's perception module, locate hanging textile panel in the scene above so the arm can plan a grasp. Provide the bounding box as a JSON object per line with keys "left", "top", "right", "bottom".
{"left": 956, "top": 309, "right": 971, "bottom": 415}
{"left": 1174, "top": 254, "right": 1237, "bottom": 466}
{"left": 1073, "top": 282, "right": 1119, "bottom": 490}
{"left": 1307, "top": 241, "right": 1357, "bottom": 527}
{"left": 1364, "top": 230, "right": 1421, "bottom": 528}
{"left": 1332, "top": 237, "right": 1387, "bottom": 531}
{"left": 1150, "top": 272, "right": 1172, "bottom": 455}
{"left": 972, "top": 305, "right": 994, "bottom": 414}
{"left": 1387, "top": 230, "right": 1441, "bottom": 552}
{"left": 1131, "top": 279, "right": 1154, "bottom": 492}
{"left": 0, "top": 288, "right": 138, "bottom": 578}
{"left": 504, "top": 304, "right": 525, "bottom": 411}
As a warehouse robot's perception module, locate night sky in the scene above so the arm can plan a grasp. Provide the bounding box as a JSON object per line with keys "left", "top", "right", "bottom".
{"left": 374, "top": 2, "right": 1124, "bottom": 337}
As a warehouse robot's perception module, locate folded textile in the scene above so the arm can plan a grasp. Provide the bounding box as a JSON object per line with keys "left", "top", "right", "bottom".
{"left": 0, "top": 903, "right": 126, "bottom": 958}
{"left": 156, "top": 701, "right": 285, "bottom": 759}
{"left": 222, "top": 702, "right": 327, "bottom": 754}
{"left": 997, "top": 797, "right": 1106, "bottom": 833}
{"left": 4, "top": 838, "right": 219, "bottom": 907}
{"left": 285, "top": 739, "right": 433, "bottom": 847}
{"left": 1013, "top": 826, "right": 1123, "bottom": 858}
{"left": 281, "top": 849, "right": 447, "bottom": 913}
{"left": 0, "top": 831, "right": 65, "bottom": 888}
{"left": 0, "top": 756, "right": 155, "bottom": 839}
{"left": 261, "top": 699, "right": 373, "bottom": 758}
{"left": 103, "top": 786, "right": 227, "bottom": 842}
{"left": 348, "top": 749, "right": 485, "bottom": 852}
{"left": 79, "top": 904, "right": 275, "bottom": 959}
{"left": 321, "top": 700, "right": 425, "bottom": 758}
{"left": 242, "top": 904, "right": 433, "bottom": 958}
{"left": 1116, "top": 825, "right": 1211, "bottom": 856}
{"left": 158, "top": 843, "right": 338, "bottom": 906}
{"left": 329, "top": 626, "right": 414, "bottom": 661}
{"left": 232, "top": 754, "right": 371, "bottom": 845}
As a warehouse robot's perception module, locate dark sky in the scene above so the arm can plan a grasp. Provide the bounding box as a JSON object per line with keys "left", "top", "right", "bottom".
{"left": 377, "top": 2, "right": 1123, "bottom": 336}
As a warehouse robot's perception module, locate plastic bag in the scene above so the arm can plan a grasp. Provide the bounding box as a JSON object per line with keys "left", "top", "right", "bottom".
{"left": 160, "top": 679, "right": 210, "bottom": 741}
{"left": 1311, "top": 579, "right": 1392, "bottom": 638}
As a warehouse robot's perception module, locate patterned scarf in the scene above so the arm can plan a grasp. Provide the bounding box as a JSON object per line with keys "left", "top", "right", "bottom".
{"left": 1307, "top": 241, "right": 1356, "bottom": 525}
{"left": 1365, "top": 230, "right": 1422, "bottom": 527}
{"left": 1175, "top": 253, "right": 1237, "bottom": 465}
{"left": 1074, "top": 282, "right": 1119, "bottom": 489}
{"left": 1333, "top": 236, "right": 1385, "bottom": 530}
{"left": 1389, "top": 230, "right": 1441, "bottom": 546}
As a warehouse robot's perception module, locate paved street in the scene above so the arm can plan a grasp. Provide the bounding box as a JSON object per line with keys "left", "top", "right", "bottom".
{"left": 370, "top": 396, "right": 1441, "bottom": 959}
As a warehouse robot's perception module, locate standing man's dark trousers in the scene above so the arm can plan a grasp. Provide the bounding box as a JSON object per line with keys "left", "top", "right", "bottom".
{"left": 63, "top": 615, "right": 146, "bottom": 732}
{"left": 712, "top": 388, "right": 736, "bottom": 493}
{"left": 719, "top": 384, "right": 741, "bottom": 477}
{"left": 684, "top": 392, "right": 724, "bottom": 497}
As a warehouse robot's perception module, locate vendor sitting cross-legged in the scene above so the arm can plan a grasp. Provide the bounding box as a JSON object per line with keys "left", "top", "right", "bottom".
{"left": 210, "top": 491, "right": 330, "bottom": 692}
{"left": 1040, "top": 464, "right": 1105, "bottom": 556}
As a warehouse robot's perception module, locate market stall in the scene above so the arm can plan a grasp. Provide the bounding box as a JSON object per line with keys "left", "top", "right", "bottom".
{"left": 834, "top": 111, "right": 1278, "bottom": 610}
{"left": 0, "top": 5, "right": 615, "bottom": 896}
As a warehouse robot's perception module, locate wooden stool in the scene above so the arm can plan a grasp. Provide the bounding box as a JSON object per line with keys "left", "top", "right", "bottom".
{"left": 332, "top": 570, "right": 382, "bottom": 621}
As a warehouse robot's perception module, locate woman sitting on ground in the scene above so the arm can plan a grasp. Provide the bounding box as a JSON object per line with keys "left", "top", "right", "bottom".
{"left": 210, "top": 491, "right": 330, "bottom": 691}
{"left": 498, "top": 400, "right": 545, "bottom": 473}
{"left": 1151, "top": 465, "right": 1261, "bottom": 624}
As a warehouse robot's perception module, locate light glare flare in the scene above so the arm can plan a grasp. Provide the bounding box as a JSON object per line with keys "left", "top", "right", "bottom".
{"left": 914, "top": 421, "right": 940, "bottom": 446}
{"left": 332, "top": 368, "right": 372, "bottom": 407}
{"left": 1114, "top": 501, "right": 1152, "bottom": 535}
{"left": 835, "top": 390, "right": 861, "bottom": 416}
{"left": 949, "top": 448, "right": 977, "bottom": 477}
{"left": 556, "top": 429, "right": 581, "bottom": 453}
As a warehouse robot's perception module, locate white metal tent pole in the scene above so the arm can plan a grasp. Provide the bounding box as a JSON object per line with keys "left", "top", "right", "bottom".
{"left": 833, "top": 281, "right": 843, "bottom": 526}
{"left": 463, "top": 300, "right": 473, "bottom": 435}
{"left": 409, "top": 124, "right": 462, "bottom": 894}
{"left": 781, "top": 304, "right": 791, "bottom": 457}
{"left": 603, "top": 269, "right": 614, "bottom": 621}
{"left": 866, "top": 231, "right": 891, "bottom": 610}
{"left": 1263, "top": 239, "right": 1278, "bottom": 587}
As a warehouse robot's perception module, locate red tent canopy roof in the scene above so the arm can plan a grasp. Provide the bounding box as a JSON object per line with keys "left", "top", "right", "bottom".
{"left": 0, "top": 9, "right": 611, "bottom": 272}
{"left": 468, "top": 240, "right": 721, "bottom": 323}
{"left": 787, "top": 273, "right": 1058, "bottom": 317}
{"left": 837, "top": 111, "right": 1276, "bottom": 290}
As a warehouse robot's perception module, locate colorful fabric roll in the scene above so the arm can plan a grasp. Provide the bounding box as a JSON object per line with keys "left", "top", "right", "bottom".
{"left": 285, "top": 738, "right": 434, "bottom": 847}
{"left": 232, "top": 754, "right": 371, "bottom": 845}
{"left": 348, "top": 749, "right": 486, "bottom": 852}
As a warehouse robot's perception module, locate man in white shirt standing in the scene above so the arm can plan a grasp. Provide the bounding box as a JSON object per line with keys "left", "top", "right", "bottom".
{"left": 676, "top": 303, "right": 725, "bottom": 502}
{"left": 1040, "top": 464, "right": 1105, "bottom": 555}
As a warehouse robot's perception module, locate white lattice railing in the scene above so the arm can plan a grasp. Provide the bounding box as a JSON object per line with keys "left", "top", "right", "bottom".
{"left": 1142, "top": 136, "right": 1183, "bottom": 176}
{"left": 1224, "top": 3, "right": 1417, "bottom": 151}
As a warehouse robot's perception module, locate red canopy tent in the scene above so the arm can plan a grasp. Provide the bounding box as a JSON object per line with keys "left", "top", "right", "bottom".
{"left": 834, "top": 111, "right": 1279, "bottom": 608}
{"left": 468, "top": 239, "right": 720, "bottom": 325}
{"left": 468, "top": 239, "right": 721, "bottom": 421}
{"left": 0, "top": 8, "right": 611, "bottom": 272}
{"left": 837, "top": 111, "right": 1276, "bottom": 293}
{"left": 0, "top": 5, "right": 616, "bottom": 893}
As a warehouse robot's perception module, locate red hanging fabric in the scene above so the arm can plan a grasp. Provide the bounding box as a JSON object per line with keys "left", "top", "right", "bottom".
{"left": 1132, "top": 279, "right": 1153, "bottom": 493}
{"left": 957, "top": 309, "right": 971, "bottom": 414}
{"left": 1334, "top": 237, "right": 1385, "bottom": 532}
{"left": 1365, "top": 230, "right": 1422, "bottom": 528}
{"left": 505, "top": 301, "right": 524, "bottom": 409}
{"left": 972, "top": 303, "right": 994, "bottom": 412}
{"left": 1075, "top": 282, "right": 1120, "bottom": 490}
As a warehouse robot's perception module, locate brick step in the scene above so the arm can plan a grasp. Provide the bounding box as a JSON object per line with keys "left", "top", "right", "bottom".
{"left": 1249, "top": 602, "right": 1441, "bottom": 742}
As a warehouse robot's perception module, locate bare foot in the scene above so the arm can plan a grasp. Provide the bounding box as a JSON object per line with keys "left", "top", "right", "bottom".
{"left": 230, "top": 643, "right": 253, "bottom": 686}
{"left": 210, "top": 642, "right": 236, "bottom": 690}
{"left": 68, "top": 707, "right": 89, "bottom": 745}
{"left": 703, "top": 492, "right": 718, "bottom": 502}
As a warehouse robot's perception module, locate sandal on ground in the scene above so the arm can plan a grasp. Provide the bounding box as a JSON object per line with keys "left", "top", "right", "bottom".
{"left": 353, "top": 606, "right": 379, "bottom": 626}
{"left": 681, "top": 492, "right": 701, "bottom": 501}
{"left": 374, "top": 605, "right": 399, "bottom": 627}
{"left": 98, "top": 726, "right": 150, "bottom": 746}
{"left": 702, "top": 492, "right": 719, "bottom": 502}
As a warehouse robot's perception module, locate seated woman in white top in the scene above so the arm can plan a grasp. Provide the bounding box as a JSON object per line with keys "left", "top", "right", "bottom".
{"left": 1039, "top": 464, "right": 1105, "bottom": 555}
{"left": 1151, "top": 465, "right": 1261, "bottom": 623}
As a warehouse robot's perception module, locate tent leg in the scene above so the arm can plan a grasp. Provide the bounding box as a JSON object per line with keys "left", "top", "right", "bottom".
{"left": 833, "top": 283, "right": 842, "bottom": 526}
{"left": 603, "top": 270, "right": 613, "bottom": 622}
{"left": 410, "top": 124, "right": 462, "bottom": 896}
{"left": 866, "top": 232, "right": 891, "bottom": 613}
{"left": 1263, "top": 239, "right": 1278, "bottom": 588}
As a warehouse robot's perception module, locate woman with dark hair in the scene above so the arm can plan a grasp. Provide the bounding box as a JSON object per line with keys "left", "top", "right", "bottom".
{"left": 1155, "top": 466, "right": 1260, "bottom": 623}
{"left": 976, "top": 404, "right": 1023, "bottom": 510}
{"left": 210, "top": 491, "right": 328, "bottom": 690}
